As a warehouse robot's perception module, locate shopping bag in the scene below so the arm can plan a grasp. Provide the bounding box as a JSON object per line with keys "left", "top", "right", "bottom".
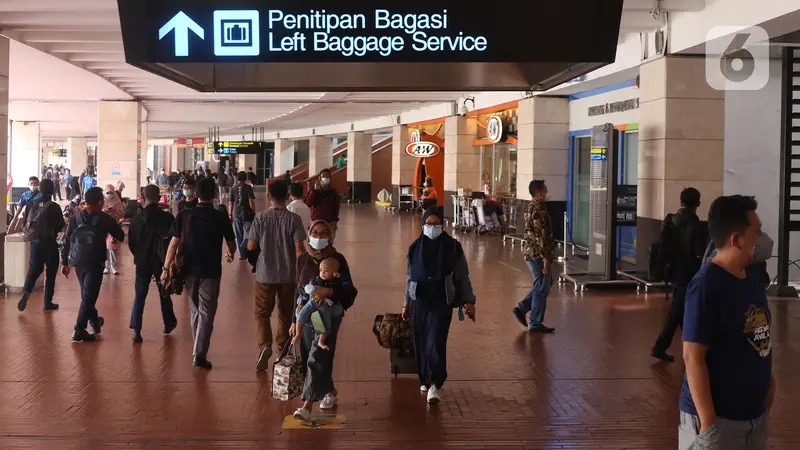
{"left": 271, "top": 341, "right": 305, "bottom": 401}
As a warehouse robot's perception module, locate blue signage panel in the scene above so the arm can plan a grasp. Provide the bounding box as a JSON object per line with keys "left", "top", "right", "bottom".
{"left": 213, "top": 141, "right": 270, "bottom": 155}
{"left": 118, "top": 0, "right": 624, "bottom": 63}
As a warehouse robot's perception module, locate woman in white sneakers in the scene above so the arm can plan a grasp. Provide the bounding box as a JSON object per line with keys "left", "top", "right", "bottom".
{"left": 402, "top": 207, "right": 476, "bottom": 404}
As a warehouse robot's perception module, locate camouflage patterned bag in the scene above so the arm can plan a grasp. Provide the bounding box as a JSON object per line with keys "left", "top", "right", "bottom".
{"left": 372, "top": 313, "right": 413, "bottom": 353}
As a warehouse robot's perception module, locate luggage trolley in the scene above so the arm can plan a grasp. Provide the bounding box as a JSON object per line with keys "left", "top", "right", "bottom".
{"left": 451, "top": 194, "right": 477, "bottom": 232}
{"left": 502, "top": 198, "right": 525, "bottom": 246}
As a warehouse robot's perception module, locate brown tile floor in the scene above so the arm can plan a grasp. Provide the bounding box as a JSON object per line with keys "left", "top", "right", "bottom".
{"left": 1, "top": 204, "right": 799, "bottom": 449}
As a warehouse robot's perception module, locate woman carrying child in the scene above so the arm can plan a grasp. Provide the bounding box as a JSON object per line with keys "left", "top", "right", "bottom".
{"left": 291, "top": 220, "right": 357, "bottom": 421}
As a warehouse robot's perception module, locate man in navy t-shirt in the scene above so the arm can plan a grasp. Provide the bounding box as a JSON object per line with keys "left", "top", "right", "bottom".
{"left": 679, "top": 195, "right": 775, "bottom": 449}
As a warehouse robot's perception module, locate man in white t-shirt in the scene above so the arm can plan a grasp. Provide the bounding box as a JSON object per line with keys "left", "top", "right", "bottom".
{"left": 287, "top": 183, "right": 311, "bottom": 233}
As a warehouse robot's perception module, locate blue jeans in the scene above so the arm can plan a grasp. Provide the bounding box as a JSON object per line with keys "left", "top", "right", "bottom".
{"left": 233, "top": 217, "right": 252, "bottom": 258}
{"left": 516, "top": 259, "right": 551, "bottom": 328}
{"left": 23, "top": 241, "right": 59, "bottom": 302}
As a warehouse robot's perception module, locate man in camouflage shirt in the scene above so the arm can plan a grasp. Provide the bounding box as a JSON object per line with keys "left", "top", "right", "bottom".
{"left": 512, "top": 180, "right": 556, "bottom": 333}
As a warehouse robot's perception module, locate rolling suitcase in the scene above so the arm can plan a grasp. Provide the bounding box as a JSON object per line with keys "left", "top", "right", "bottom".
{"left": 390, "top": 347, "right": 417, "bottom": 377}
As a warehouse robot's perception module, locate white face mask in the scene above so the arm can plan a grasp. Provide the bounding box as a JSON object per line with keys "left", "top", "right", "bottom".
{"left": 320, "top": 177, "right": 331, "bottom": 185}
{"left": 309, "top": 237, "right": 329, "bottom": 250}
{"left": 104, "top": 193, "right": 115, "bottom": 200}
{"left": 29, "top": 185, "right": 38, "bottom": 192}
{"left": 423, "top": 225, "right": 443, "bottom": 240}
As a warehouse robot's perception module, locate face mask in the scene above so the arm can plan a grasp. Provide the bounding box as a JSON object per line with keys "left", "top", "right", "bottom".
{"left": 752, "top": 232, "right": 774, "bottom": 264}
{"left": 29, "top": 186, "right": 38, "bottom": 192}
{"left": 183, "top": 190, "right": 193, "bottom": 197}
{"left": 104, "top": 193, "right": 115, "bottom": 200}
{"left": 423, "top": 225, "right": 443, "bottom": 240}
{"left": 309, "top": 237, "right": 329, "bottom": 250}
{"left": 320, "top": 177, "right": 331, "bottom": 185}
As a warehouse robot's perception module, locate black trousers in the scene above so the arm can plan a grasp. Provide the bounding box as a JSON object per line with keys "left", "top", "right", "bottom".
{"left": 130, "top": 266, "right": 176, "bottom": 331}
{"left": 75, "top": 265, "right": 105, "bottom": 331}
{"left": 653, "top": 282, "right": 689, "bottom": 353}
{"left": 22, "top": 241, "right": 59, "bottom": 302}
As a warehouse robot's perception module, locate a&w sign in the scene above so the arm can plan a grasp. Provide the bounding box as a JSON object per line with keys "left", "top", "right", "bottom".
{"left": 405, "top": 141, "right": 441, "bottom": 158}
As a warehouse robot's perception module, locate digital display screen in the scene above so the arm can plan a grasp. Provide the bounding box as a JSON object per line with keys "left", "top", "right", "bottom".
{"left": 118, "top": 0, "right": 623, "bottom": 64}
{"left": 213, "top": 141, "right": 270, "bottom": 154}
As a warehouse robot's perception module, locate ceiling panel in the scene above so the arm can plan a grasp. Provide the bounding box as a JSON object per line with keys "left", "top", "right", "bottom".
{"left": 0, "top": 0, "right": 705, "bottom": 139}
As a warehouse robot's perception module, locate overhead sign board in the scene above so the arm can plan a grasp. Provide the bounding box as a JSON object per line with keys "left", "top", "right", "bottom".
{"left": 406, "top": 141, "right": 440, "bottom": 158}
{"left": 118, "top": 0, "right": 624, "bottom": 64}
{"left": 214, "top": 141, "right": 270, "bottom": 155}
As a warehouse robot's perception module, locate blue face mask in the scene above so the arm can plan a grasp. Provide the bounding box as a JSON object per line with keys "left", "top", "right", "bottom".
{"left": 309, "top": 237, "right": 329, "bottom": 250}
{"left": 423, "top": 225, "right": 443, "bottom": 240}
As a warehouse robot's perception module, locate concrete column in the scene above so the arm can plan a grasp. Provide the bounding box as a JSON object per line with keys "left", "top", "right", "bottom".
{"left": 516, "top": 96, "right": 570, "bottom": 201}
{"left": 0, "top": 36, "right": 8, "bottom": 234}
{"left": 391, "top": 125, "right": 414, "bottom": 208}
{"left": 346, "top": 131, "right": 372, "bottom": 202}
{"left": 273, "top": 139, "right": 294, "bottom": 175}
{"left": 10, "top": 121, "right": 41, "bottom": 187}
{"left": 139, "top": 123, "right": 149, "bottom": 187}
{"left": 97, "top": 101, "right": 139, "bottom": 194}
{"left": 391, "top": 125, "right": 414, "bottom": 185}
{"left": 66, "top": 137, "right": 88, "bottom": 174}
{"left": 636, "top": 55, "right": 724, "bottom": 269}
{"left": 308, "top": 136, "right": 332, "bottom": 176}
{"left": 443, "top": 116, "right": 479, "bottom": 217}
{"left": 168, "top": 141, "right": 181, "bottom": 173}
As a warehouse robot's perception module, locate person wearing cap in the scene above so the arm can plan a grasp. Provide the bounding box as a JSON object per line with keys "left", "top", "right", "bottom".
{"left": 650, "top": 187, "right": 708, "bottom": 362}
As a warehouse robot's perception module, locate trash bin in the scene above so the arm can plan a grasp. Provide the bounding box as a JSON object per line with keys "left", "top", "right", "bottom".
{"left": 4, "top": 233, "right": 41, "bottom": 294}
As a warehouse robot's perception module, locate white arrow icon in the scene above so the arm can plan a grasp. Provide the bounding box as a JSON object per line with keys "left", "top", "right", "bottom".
{"left": 159, "top": 11, "right": 204, "bottom": 57}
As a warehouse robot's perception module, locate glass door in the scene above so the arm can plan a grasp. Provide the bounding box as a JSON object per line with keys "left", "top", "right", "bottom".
{"left": 572, "top": 136, "right": 592, "bottom": 247}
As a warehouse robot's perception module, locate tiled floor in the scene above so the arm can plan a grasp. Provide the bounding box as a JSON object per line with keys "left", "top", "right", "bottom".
{"left": 1, "top": 204, "right": 799, "bottom": 449}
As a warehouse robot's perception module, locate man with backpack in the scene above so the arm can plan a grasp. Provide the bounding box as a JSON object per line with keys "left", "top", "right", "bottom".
{"left": 17, "top": 179, "right": 65, "bottom": 312}
{"left": 128, "top": 185, "right": 178, "bottom": 343}
{"left": 60, "top": 187, "right": 126, "bottom": 342}
{"left": 230, "top": 171, "right": 256, "bottom": 259}
{"left": 650, "top": 187, "right": 708, "bottom": 362}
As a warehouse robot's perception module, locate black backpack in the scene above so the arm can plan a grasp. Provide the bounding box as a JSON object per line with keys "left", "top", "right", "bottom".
{"left": 649, "top": 214, "right": 678, "bottom": 282}
{"left": 68, "top": 213, "right": 101, "bottom": 266}
{"left": 24, "top": 199, "right": 54, "bottom": 243}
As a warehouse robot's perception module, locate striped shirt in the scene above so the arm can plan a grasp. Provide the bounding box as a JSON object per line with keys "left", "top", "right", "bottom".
{"left": 248, "top": 207, "right": 306, "bottom": 285}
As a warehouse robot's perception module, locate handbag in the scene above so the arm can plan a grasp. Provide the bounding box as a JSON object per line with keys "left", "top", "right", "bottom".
{"left": 164, "top": 210, "right": 192, "bottom": 295}
{"left": 372, "top": 313, "right": 413, "bottom": 352}
{"left": 271, "top": 340, "right": 306, "bottom": 401}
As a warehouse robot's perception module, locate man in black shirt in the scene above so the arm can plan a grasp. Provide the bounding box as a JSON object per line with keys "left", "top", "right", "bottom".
{"left": 17, "top": 179, "right": 65, "bottom": 312}
{"left": 128, "top": 185, "right": 178, "bottom": 343}
{"left": 178, "top": 179, "right": 198, "bottom": 212}
{"left": 247, "top": 167, "right": 257, "bottom": 185}
{"left": 61, "top": 187, "right": 126, "bottom": 342}
{"left": 651, "top": 187, "right": 708, "bottom": 362}
{"left": 230, "top": 171, "right": 256, "bottom": 259}
{"left": 163, "top": 177, "right": 236, "bottom": 369}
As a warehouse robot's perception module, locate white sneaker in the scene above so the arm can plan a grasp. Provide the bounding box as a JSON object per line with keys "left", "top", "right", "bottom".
{"left": 293, "top": 407, "right": 311, "bottom": 421}
{"left": 112, "top": 269, "right": 120, "bottom": 275}
{"left": 319, "top": 393, "right": 337, "bottom": 410}
{"left": 103, "top": 268, "right": 110, "bottom": 275}
{"left": 420, "top": 385, "right": 429, "bottom": 394}
{"left": 426, "top": 386, "right": 441, "bottom": 404}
